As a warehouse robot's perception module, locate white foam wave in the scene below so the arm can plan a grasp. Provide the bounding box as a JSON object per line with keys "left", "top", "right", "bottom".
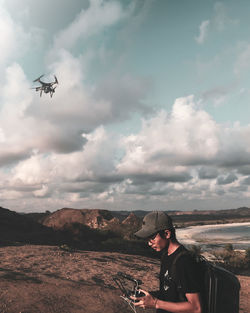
{"left": 176, "top": 222, "right": 250, "bottom": 247}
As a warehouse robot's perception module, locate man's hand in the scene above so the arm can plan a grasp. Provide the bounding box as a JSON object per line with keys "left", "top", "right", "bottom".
{"left": 130, "top": 289, "right": 157, "bottom": 309}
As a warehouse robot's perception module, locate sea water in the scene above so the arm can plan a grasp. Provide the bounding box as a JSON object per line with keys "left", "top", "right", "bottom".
{"left": 176, "top": 222, "right": 250, "bottom": 250}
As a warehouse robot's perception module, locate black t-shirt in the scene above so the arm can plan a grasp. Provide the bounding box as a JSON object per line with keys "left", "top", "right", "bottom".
{"left": 157, "top": 245, "right": 201, "bottom": 313}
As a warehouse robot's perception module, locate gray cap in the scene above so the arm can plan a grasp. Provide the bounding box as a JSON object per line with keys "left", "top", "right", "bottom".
{"left": 134, "top": 211, "right": 173, "bottom": 239}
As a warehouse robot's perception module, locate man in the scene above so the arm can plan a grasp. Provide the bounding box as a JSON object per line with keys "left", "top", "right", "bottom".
{"left": 133, "top": 211, "right": 202, "bottom": 313}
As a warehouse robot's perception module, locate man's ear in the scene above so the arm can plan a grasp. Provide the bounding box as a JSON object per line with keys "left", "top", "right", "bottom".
{"left": 164, "top": 230, "right": 171, "bottom": 239}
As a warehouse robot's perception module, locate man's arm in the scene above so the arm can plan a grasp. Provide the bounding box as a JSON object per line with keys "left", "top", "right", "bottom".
{"left": 133, "top": 290, "right": 202, "bottom": 313}
{"left": 155, "top": 292, "right": 202, "bottom": 313}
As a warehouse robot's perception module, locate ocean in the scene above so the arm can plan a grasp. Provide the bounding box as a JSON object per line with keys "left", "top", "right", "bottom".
{"left": 176, "top": 222, "right": 250, "bottom": 250}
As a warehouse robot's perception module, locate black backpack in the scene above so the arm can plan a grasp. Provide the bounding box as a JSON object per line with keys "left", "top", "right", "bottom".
{"left": 171, "top": 250, "right": 241, "bottom": 313}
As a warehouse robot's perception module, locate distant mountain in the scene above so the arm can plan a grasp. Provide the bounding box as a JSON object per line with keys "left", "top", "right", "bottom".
{"left": 110, "top": 207, "right": 250, "bottom": 226}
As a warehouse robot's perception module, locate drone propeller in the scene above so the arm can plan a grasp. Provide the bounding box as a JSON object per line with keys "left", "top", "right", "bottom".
{"left": 33, "top": 74, "right": 44, "bottom": 83}
{"left": 30, "top": 87, "right": 42, "bottom": 91}
{"left": 54, "top": 75, "right": 58, "bottom": 84}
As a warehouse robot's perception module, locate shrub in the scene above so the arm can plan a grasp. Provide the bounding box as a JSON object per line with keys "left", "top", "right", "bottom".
{"left": 224, "top": 243, "right": 234, "bottom": 252}
{"left": 212, "top": 248, "right": 248, "bottom": 274}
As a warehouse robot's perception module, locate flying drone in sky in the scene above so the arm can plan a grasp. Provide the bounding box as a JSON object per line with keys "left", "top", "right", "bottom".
{"left": 32, "top": 74, "right": 58, "bottom": 97}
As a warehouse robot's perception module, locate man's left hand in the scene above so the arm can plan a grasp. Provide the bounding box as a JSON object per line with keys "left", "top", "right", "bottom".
{"left": 130, "top": 289, "right": 157, "bottom": 309}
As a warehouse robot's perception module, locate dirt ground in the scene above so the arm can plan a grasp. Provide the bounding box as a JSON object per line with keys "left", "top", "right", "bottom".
{"left": 0, "top": 245, "right": 249, "bottom": 313}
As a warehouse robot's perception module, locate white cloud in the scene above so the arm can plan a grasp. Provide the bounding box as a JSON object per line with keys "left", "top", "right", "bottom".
{"left": 33, "top": 184, "right": 49, "bottom": 198}
{"left": 0, "top": 47, "right": 150, "bottom": 168}
{"left": 1, "top": 94, "right": 250, "bottom": 211}
{"left": 50, "top": 0, "right": 127, "bottom": 56}
{"left": 117, "top": 95, "right": 220, "bottom": 176}
{"left": 0, "top": 7, "right": 26, "bottom": 68}
{"left": 0, "top": 5, "right": 42, "bottom": 76}
{"left": 195, "top": 20, "right": 210, "bottom": 44}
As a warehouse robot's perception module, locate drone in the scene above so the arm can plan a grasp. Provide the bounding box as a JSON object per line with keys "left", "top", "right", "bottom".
{"left": 32, "top": 74, "right": 58, "bottom": 97}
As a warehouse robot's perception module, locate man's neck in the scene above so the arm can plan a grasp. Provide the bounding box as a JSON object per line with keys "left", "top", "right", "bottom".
{"left": 167, "top": 241, "right": 180, "bottom": 256}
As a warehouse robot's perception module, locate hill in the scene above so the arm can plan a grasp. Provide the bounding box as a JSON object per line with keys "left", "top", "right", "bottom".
{"left": 0, "top": 206, "right": 147, "bottom": 255}
{"left": 0, "top": 206, "right": 59, "bottom": 246}
{"left": 0, "top": 244, "right": 248, "bottom": 313}
{"left": 1, "top": 205, "right": 250, "bottom": 251}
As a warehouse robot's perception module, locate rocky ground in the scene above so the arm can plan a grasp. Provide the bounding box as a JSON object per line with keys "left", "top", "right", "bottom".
{"left": 0, "top": 245, "right": 249, "bottom": 313}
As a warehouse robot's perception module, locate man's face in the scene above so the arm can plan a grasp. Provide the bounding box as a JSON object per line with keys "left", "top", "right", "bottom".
{"left": 147, "top": 232, "right": 169, "bottom": 252}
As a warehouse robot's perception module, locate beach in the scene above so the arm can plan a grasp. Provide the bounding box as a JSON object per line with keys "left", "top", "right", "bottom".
{"left": 176, "top": 222, "right": 250, "bottom": 250}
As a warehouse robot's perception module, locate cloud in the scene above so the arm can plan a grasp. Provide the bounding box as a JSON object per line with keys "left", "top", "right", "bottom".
{"left": 0, "top": 4, "right": 43, "bottom": 77}
{"left": 195, "top": 20, "right": 210, "bottom": 44}
{"left": 198, "top": 166, "right": 218, "bottom": 179}
{"left": 242, "top": 176, "right": 250, "bottom": 185}
{"left": 217, "top": 173, "right": 237, "bottom": 185}
{"left": 201, "top": 83, "right": 237, "bottom": 107}
{"left": 195, "top": 2, "right": 238, "bottom": 45}
{"left": 50, "top": 0, "right": 128, "bottom": 55}
{"left": 117, "top": 95, "right": 220, "bottom": 177}
{"left": 0, "top": 7, "right": 28, "bottom": 70}
{"left": 0, "top": 48, "right": 150, "bottom": 166}
{"left": 1, "top": 91, "right": 250, "bottom": 211}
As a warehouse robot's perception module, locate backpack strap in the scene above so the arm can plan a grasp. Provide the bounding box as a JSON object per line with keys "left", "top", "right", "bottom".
{"left": 170, "top": 248, "right": 190, "bottom": 301}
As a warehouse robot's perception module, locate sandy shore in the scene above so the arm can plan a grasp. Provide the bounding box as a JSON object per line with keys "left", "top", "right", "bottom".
{"left": 176, "top": 222, "right": 250, "bottom": 246}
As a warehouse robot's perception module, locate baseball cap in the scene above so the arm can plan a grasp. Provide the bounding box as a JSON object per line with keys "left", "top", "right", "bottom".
{"left": 134, "top": 211, "right": 173, "bottom": 239}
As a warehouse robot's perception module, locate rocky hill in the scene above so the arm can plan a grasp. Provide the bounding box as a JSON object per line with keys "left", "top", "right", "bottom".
{"left": 42, "top": 208, "right": 115, "bottom": 230}
{"left": 41, "top": 208, "right": 141, "bottom": 240}
{"left": 0, "top": 206, "right": 145, "bottom": 254}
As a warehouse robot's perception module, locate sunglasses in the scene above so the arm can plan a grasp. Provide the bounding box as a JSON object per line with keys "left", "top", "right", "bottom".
{"left": 146, "top": 232, "right": 158, "bottom": 241}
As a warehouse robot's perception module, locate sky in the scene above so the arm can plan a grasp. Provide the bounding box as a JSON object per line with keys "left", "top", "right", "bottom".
{"left": 1, "top": 0, "right": 250, "bottom": 213}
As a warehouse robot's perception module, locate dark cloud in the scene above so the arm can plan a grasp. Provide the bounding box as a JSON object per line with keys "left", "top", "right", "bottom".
{"left": 217, "top": 151, "right": 250, "bottom": 168}
{"left": 202, "top": 85, "right": 229, "bottom": 100}
{"left": 94, "top": 74, "right": 154, "bottom": 122}
{"left": 63, "top": 183, "right": 108, "bottom": 194}
{"left": 75, "top": 174, "right": 124, "bottom": 184}
{"left": 201, "top": 82, "right": 236, "bottom": 102}
{"left": 237, "top": 166, "right": 250, "bottom": 175}
{"left": 130, "top": 172, "right": 192, "bottom": 184}
{"left": 228, "top": 185, "right": 248, "bottom": 192}
{"left": 43, "top": 132, "right": 87, "bottom": 153}
{"left": 242, "top": 176, "right": 250, "bottom": 185}
{"left": 0, "top": 150, "right": 31, "bottom": 167}
{"left": 198, "top": 166, "right": 218, "bottom": 179}
{"left": 216, "top": 173, "right": 237, "bottom": 185}
{"left": 215, "top": 188, "right": 225, "bottom": 195}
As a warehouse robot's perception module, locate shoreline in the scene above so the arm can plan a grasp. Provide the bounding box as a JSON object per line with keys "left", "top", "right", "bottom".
{"left": 176, "top": 221, "right": 250, "bottom": 248}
